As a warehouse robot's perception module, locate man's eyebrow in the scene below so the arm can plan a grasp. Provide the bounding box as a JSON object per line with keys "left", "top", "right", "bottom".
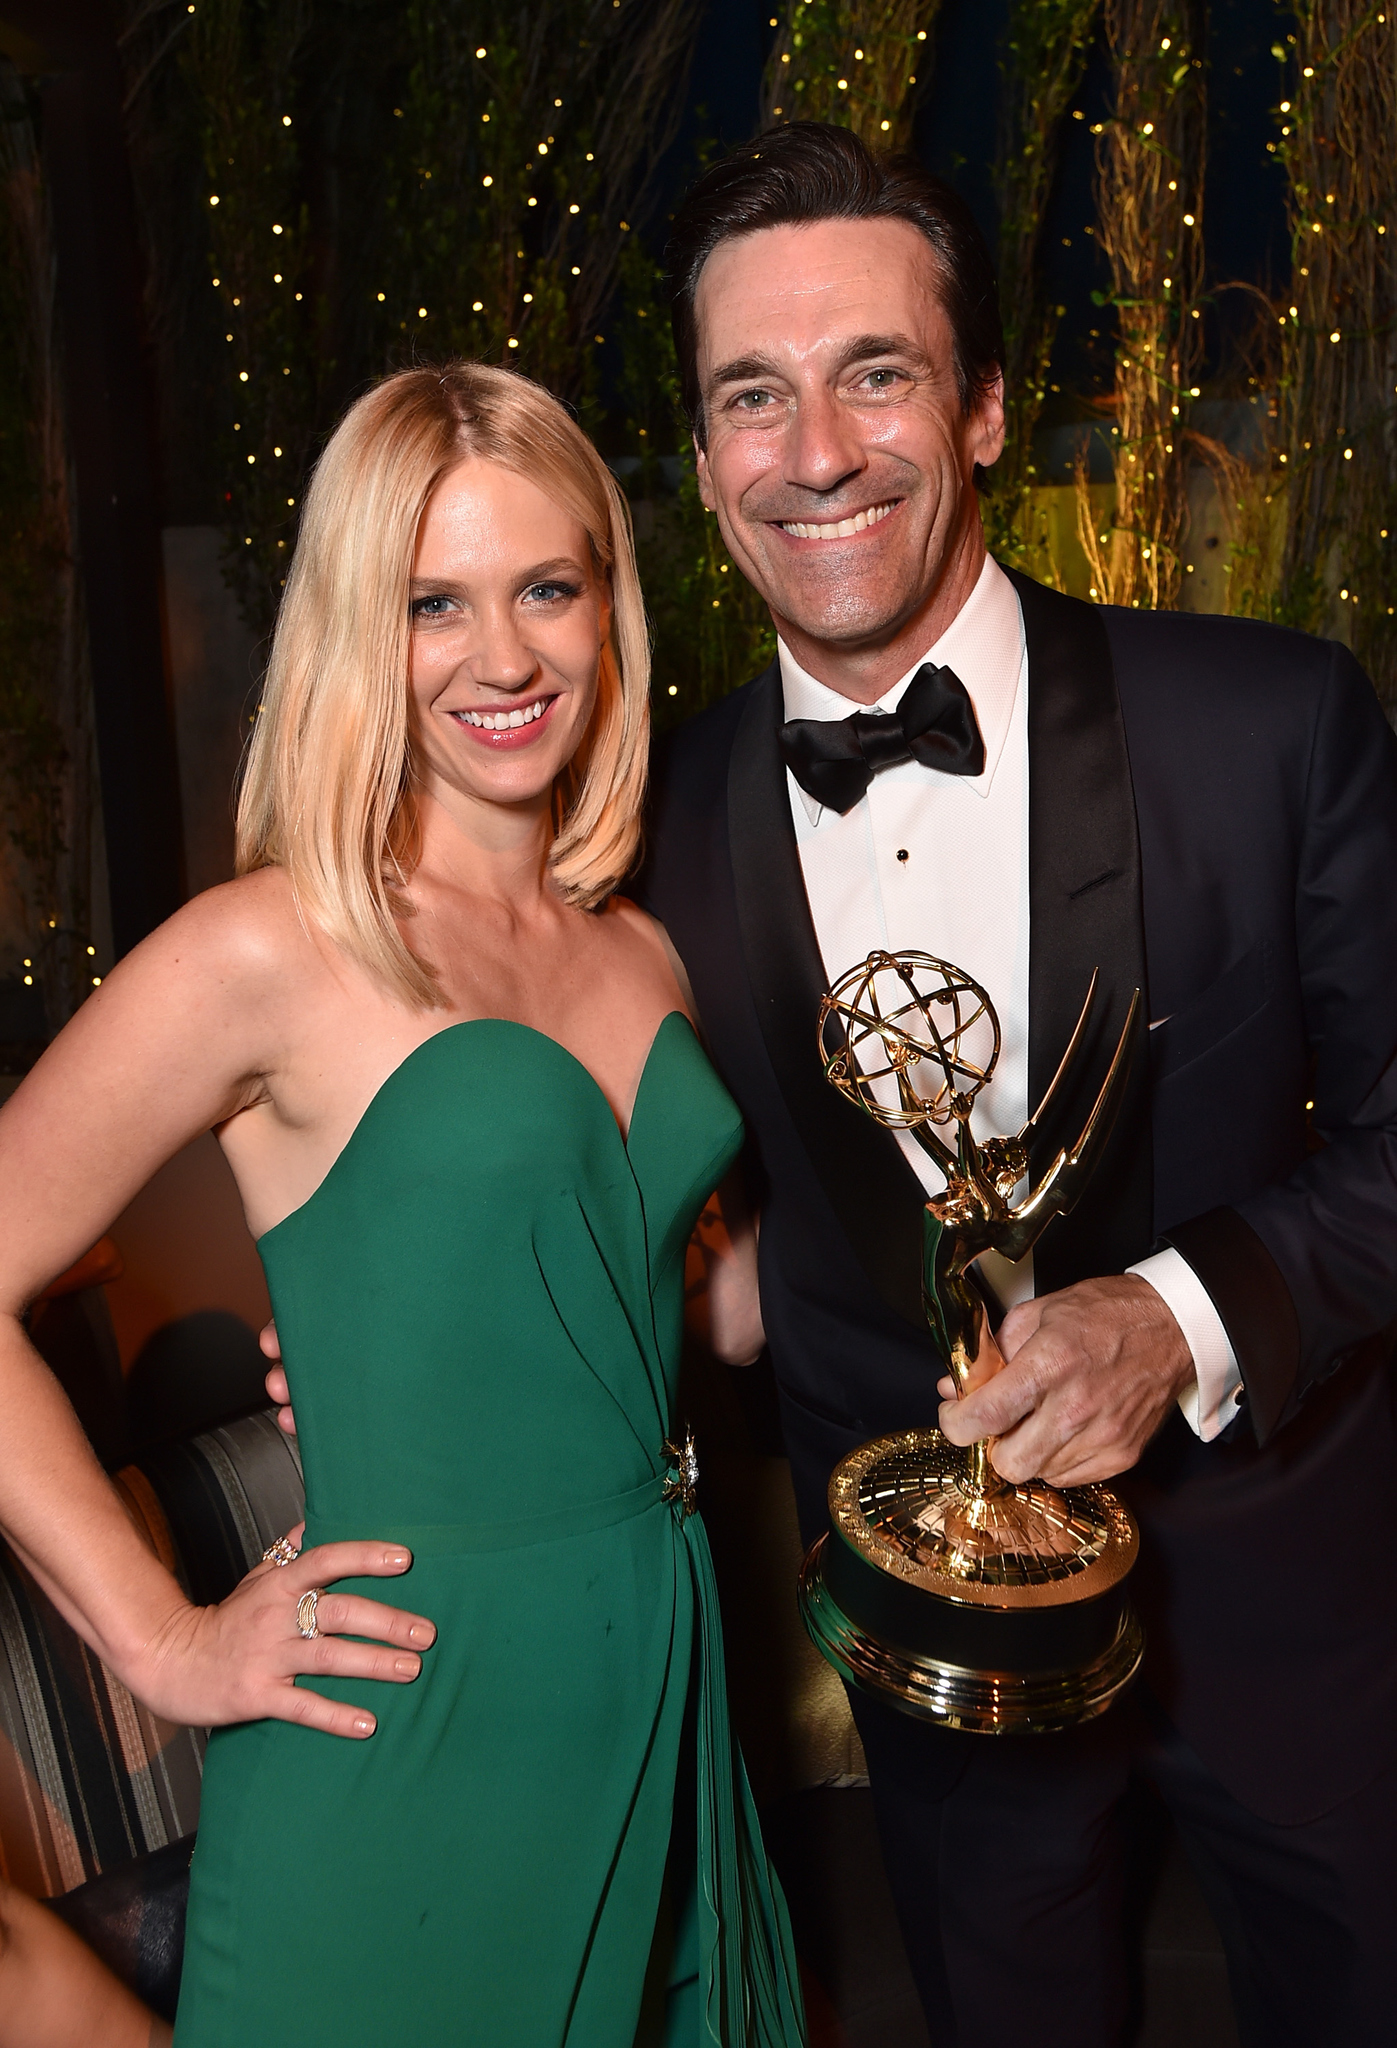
{"left": 833, "top": 332, "right": 934, "bottom": 374}
{"left": 706, "top": 352, "right": 784, "bottom": 394}
{"left": 705, "top": 334, "right": 935, "bottom": 397}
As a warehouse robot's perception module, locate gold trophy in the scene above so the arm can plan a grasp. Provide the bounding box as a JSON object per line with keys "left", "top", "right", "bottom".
{"left": 797, "top": 951, "right": 1146, "bottom": 1734}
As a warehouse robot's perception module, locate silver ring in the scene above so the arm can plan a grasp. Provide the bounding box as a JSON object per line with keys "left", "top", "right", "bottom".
{"left": 296, "top": 1589, "right": 322, "bottom": 1639}
{"left": 262, "top": 1536, "right": 299, "bottom": 1568}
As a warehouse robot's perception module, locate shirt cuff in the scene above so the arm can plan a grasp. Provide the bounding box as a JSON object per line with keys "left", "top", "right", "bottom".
{"left": 1127, "top": 1246, "right": 1244, "bottom": 1442}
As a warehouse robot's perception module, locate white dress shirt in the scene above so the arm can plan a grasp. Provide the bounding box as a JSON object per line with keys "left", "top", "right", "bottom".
{"left": 780, "top": 554, "right": 1244, "bottom": 1441}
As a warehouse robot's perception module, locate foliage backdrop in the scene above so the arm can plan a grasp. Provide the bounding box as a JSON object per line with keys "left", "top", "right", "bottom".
{"left": 115, "top": 0, "right": 1397, "bottom": 712}
{"left": 1, "top": 0, "right": 1395, "bottom": 999}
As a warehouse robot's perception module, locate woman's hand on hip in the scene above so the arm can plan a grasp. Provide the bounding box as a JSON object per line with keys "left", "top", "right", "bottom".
{"left": 138, "top": 1527, "right": 436, "bottom": 1739}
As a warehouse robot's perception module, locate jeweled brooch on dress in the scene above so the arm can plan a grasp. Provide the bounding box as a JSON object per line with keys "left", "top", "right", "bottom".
{"left": 662, "top": 1427, "right": 699, "bottom": 1517}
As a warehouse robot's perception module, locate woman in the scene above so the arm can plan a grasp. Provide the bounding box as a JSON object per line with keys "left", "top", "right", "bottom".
{"left": 0, "top": 364, "right": 803, "bottom": 2046}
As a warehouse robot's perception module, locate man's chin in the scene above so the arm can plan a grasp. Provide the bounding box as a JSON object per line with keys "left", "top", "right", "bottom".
{"left": 766, "top": 586, "right": 923, "bottom": 651}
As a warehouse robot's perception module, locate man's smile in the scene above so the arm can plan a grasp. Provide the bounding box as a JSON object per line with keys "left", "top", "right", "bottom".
{"left": 773, "top": 499, "right": 902, "bottom": 542}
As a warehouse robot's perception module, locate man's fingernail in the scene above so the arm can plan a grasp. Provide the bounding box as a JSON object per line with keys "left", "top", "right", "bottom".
{"left": 354, "top": 1715, "right": 375, "bottom": 1736}
{"left": 386, "top": 1550, "right": 410, "bottom": 1569}
{"left": 395, "top": 1655, "right": 421, "bottom": 1678}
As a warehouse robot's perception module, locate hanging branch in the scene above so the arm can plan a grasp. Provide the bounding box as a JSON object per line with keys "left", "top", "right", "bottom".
{"left": 1276, "top": 2, "right": 1396, "bottom": 706}
{"left": 376, "top": 0, "right": 700, "bottom": 409}
{"left": 0, "top": 61, "right": 99, "bottom": 1025}
{"left": 760, "top": 2, "right": 939, "bottom": 150}
{"left": 611, "top": 238, "right": 777, "bottom": 730}
{"left": 986, "top": 0, "right": 1101, "bottom": 573}
{"left": 1077, "top": 0, "right": 1204, "bottom": 610}
{"left": 177, "top": 0, "right": 318, "bottom": 638}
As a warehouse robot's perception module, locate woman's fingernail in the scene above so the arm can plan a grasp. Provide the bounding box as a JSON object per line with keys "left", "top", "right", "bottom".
{"left": 409, "top": 1623, "right": 435, "bottom": 1646}
{"left": 386, "top": 1550, "right": 410, "bottom": 1569}
{"left": 354, "top": 1715, "right": 375, "bottom": 1736}
{"left": 395, "top": 1655, "right": 421, "bottom": 1678}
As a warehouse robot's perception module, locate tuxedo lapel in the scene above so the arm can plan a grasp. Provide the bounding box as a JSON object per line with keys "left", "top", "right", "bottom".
{"left": 727, "top": 662, "right": 929, "bottom": 1327}
{"left": 1008, "top": 570, "right": 1154, "bottom": 1291}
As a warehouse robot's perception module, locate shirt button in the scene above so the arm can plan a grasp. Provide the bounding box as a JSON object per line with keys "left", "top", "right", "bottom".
{"left": 896, "top": 848, "right": 910, "bottom": 863}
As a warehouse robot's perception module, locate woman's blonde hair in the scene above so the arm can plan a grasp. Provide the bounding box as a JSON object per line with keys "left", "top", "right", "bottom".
{"left": 235, "top": 361, "right": 650, "bottom": 1006}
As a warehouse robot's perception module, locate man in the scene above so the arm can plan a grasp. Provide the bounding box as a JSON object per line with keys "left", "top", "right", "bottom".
{"left": 640, "top": 122, "right": 1397, "bottom": 2047}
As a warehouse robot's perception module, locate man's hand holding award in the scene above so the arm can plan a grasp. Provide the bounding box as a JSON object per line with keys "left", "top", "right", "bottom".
{"left": 799, "top": 948, "right": 1146, "bottom": 1733}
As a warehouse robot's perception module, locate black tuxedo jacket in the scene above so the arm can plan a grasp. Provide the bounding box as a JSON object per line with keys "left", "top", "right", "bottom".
{"left": 641, "top": 570, "right": 1397, "bottom": 1825}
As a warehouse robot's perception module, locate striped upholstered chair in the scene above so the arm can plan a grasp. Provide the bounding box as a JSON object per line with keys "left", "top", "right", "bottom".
{"left": 0, "top": 1409, "right": 304, "bottom": 2018}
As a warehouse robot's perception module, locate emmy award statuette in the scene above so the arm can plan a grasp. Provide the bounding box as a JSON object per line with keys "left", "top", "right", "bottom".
{"left": 797, "top": 951, "right": 1146, "bottom": 1734}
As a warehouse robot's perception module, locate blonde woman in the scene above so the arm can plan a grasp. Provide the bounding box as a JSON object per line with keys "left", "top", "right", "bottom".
{"left": 0, "top": 364, "right": 803, "bottom": 2047}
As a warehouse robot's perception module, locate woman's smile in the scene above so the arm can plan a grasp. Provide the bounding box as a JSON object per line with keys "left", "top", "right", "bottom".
{"left": 450, "top": 691, "right": 560, "bottom": 745}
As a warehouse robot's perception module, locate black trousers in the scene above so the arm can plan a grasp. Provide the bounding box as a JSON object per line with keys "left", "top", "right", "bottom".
{"left": 851, "top": 1684, "right": 1397, "bottom": 2048}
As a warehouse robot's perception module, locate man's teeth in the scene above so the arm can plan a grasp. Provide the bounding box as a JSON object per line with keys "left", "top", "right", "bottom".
{"left": 461, "top": 699, "right": 549, "bottom": 731}
{"left": 779, "top": 501, "right": 896, "bottom": 541}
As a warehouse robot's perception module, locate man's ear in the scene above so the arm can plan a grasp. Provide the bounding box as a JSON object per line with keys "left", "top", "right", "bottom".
{"left": 694, "top": 434, "right": 716, "bottom": 512}
{"left": 971, "top": 371, "right": 1007, "bottom": 472}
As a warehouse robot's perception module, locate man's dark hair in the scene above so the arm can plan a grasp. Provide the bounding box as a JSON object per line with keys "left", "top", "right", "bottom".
{"left": 664, "top": 122, "right": 1005, "bottom": 450}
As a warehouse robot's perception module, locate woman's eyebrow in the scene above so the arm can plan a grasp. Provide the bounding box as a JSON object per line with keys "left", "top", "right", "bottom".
{"left": 516, "top": 556, "right": 588, "bottom": 580}
{"left": 408, "top": 556, "right": 586, "bottom": 593}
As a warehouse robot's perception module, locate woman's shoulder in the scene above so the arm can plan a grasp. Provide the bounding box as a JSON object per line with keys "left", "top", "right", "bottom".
{"left": 603, "top": 895, "right": 697, "bottom": 1019}
{"left": 118, "top": 866, "right": 326, "bottom": 1008}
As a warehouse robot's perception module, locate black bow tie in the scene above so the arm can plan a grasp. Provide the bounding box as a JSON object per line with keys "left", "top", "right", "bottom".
{"left": 778, "top": 662, "right": 986, "bottom": 816}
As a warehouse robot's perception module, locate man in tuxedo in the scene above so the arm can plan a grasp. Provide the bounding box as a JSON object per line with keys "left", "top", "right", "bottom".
{"left": 641, "top": 122, "right": 1397, "bottom": 2047}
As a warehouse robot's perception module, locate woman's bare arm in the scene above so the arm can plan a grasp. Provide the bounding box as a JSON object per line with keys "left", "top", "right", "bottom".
{"left": 0, "top": 877, "right": 433, "bottom": 1737}
{"left": 686, "top": 1168, "right": 765, "bottom": 1367}
{"left": 0, "top": 1879, "right": 170, "bottom": 2048}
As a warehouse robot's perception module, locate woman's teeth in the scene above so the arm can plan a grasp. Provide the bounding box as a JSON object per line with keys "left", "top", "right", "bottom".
{"left": 779, "top": 501, "right": 896, "bottom": 540}
{"left": 460, "top": 698, "right": 549, "bottom": 731}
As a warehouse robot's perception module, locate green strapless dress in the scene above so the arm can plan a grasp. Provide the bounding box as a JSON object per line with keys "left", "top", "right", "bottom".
{"left": 173, "top": 1014, "right": 803, "bottom": 2047}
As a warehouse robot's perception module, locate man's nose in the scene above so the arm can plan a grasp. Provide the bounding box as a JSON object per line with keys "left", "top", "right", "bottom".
{"left": 782, "top": 385, "right": 866, "bottom": 498}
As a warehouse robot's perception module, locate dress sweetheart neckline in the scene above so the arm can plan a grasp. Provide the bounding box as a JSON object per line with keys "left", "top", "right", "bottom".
{"left": 255, "top": 1011, "right": 694, "bottom": 1247}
